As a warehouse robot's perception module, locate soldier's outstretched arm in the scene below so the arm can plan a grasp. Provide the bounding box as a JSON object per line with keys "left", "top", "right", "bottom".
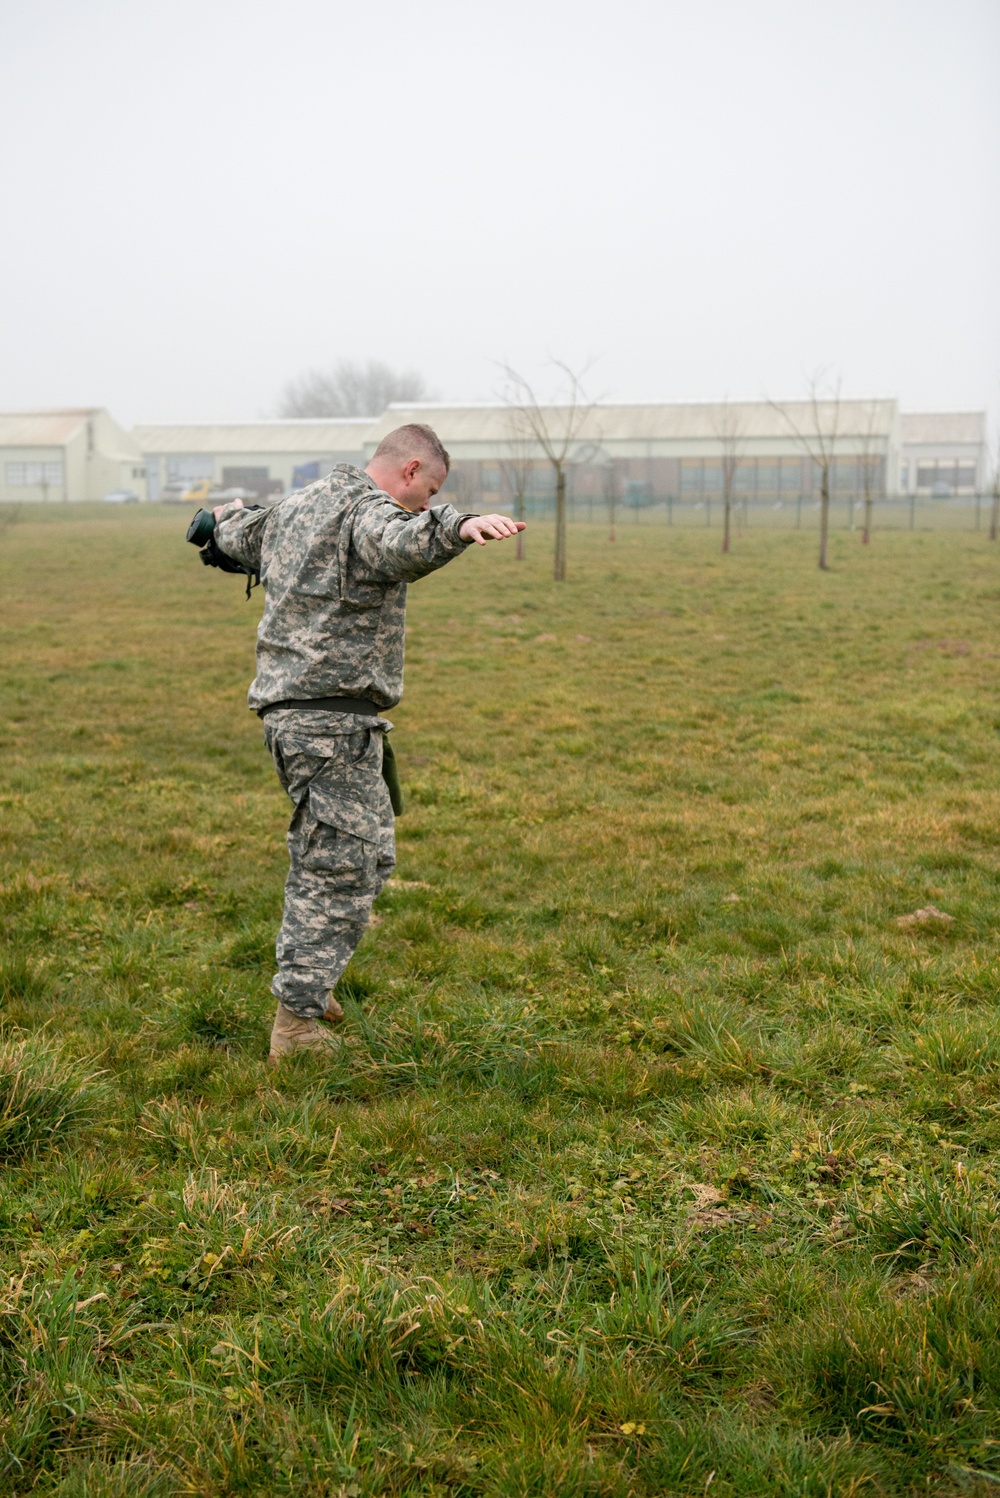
{"left": 458, "top": 514, "right": 525, "bottom": 545}
{"left": 213, "top": 499, "right": 270, "bottom": 573}
{"left": 353, "top": 501, "right": 525, "bottom": 584}
{"left": 351, "top": 501, "right": 464, "bottom": 582}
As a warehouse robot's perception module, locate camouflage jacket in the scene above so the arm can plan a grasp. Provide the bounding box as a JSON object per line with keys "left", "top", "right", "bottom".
{"left": 214, "top": 465, "right": 472, "bottom": 712}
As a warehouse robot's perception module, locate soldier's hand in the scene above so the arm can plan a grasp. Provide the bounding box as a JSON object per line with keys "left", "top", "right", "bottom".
{"left": 459, "top": 513, "right": 526, "bottom": 546}
{"left": 213, "top": 498, "right": 245, "bottom": 521}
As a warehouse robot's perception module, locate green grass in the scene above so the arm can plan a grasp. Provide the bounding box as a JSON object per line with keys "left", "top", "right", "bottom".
{"left": 2, "top": 503, "right": 1000, "bottom": 1495}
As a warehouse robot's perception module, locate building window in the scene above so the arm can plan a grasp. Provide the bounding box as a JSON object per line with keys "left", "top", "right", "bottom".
{"left": 757, "top": 462, "right": 780, "bottom": 493}
{"left": 860, "top": 456, "right": 884, "bottom": 494}
{"left": 780, "top": 459, "right": 802, "bottom": 492}
{"left": 481, "top": 466, "right": 501, "bottom": 492}
{"left": 916, "top": 460, "right": 978, "bottom": 495}
{"left": 733, "top": 459, "right": 755, "bottom": 495}
{"left": 528, "top": 464, "right": 555, "bottom": 497}
{"left": 832, "top": 458, "right": 859, "bottom": 491}
{"left": 680, "top": 461, "right": 702, "bottom": 493}
{"left": 167, "top": 456, "right": 214, "bottom": 482}
{"left": 6, "top": 461, "right": 63, "bottom": 487}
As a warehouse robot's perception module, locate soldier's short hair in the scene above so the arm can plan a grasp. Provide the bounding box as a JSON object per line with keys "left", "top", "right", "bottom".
{"left": 371, "top": 423, "right": 450, "bottom": 475}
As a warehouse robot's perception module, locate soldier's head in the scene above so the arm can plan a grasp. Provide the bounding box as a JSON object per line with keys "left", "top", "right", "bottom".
{"left": 366, "top": 424, "right": 450, "bottom": 512}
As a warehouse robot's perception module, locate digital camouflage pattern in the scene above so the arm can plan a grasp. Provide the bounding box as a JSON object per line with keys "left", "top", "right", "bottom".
{"left": 214, "top": 465, "right": 471, "bottom": 712}
{"left": 214, "top": 464, "right": 473, "bottom": 1017}
{"left": 263, "top": 709, "right": 395, "bottom": 1017}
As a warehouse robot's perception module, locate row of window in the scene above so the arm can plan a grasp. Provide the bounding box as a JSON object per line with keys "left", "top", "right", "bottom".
{"left": 680, "top": 458, "right": 885, "bottom": 495}
{"left": 475, "top": 457, "right": 887, "bottom": 497}
{"left": 5, "top": 462, "right": 63, "bottom": 487}
{"left": 915, "top": 461, "right": 978, "bottom": 492}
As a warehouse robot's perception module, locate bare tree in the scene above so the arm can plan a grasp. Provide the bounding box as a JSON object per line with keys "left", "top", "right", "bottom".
{"left": 771, "top": 374, "right": 843, "bottom": 571}
{"left": 859, "top": 399, "right": 883, "bottom": 546}
{"left": 500, "top": 361, "right": 594, "bottom": 582}
{"left": 277, "top": 359, "right": 429, "bottom": 418}
{"left": 604, "top": 458, "right": 618, "bottom": 543}
{"left": 713, "top": 399, "right": 745, "bottom": 555}
{"left": 500, "top": 426, "right": 532, "bottom": 561}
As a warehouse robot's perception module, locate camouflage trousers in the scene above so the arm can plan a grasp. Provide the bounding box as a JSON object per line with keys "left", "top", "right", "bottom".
{"left": 263, "top": 709, "right": 395, "bottom": 1018}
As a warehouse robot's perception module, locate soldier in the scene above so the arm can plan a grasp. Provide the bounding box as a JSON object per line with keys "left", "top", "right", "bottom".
{"left": 213, "top": 423, "right": 524, "bottom": 1062}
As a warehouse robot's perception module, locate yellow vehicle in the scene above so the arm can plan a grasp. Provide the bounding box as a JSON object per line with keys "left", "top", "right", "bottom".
{"left": 181, "top": 479, "right": 216, "bottom": 503}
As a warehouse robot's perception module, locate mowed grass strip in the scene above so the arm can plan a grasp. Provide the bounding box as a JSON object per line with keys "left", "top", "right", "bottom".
{"left": 1, "top": 503, "right": 999, "bottom": 1495}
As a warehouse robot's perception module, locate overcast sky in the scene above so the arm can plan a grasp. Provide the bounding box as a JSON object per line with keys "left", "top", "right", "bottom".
{"left": 1, "top": 0, "right": 997, "bottom": 426}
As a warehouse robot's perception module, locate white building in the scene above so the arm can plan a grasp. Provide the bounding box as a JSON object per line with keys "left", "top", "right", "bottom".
{"left": 363, "top": 398, "right": 902, "bottom": 509}
{"left": 133, "top": 420, "right": 376, "bottom": 501}
{"left": 0, "top": 409, "right": 146, "bottom": 502}
{"left": 8, "top": 401, "right": 988, "bottom": 508}
{"left": 899, "top": 412, "right": 988, "bottom": 496}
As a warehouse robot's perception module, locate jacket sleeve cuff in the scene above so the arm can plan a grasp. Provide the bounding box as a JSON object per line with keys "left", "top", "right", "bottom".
{"left": 214, "top": 501, "right": 245, "bottom": 530}
{"left": 430, "top": 502, "right": 477, "bottom": 548}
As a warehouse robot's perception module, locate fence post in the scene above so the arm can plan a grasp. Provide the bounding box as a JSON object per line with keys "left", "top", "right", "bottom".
{"left": 667, "top": 495, "right": 673, "bottom": 527}
{"left": 706, "top": 499, "right": 711, "bottom": 527}
{"left": 796, "top": 494, "right": 802, "bottom": 529}
{"left": 909, "top": 493, "right": 916, "bottom": 530}
{"left": 975, "top": 493, "right": 981, "bottom": 530}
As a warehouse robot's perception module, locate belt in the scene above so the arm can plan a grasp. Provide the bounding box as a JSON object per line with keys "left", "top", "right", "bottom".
{"left": 258, "top": 695, "right": 389, "bottom": 718}
{"left": 259, "top": 693, "right": 404, "bottom": 816}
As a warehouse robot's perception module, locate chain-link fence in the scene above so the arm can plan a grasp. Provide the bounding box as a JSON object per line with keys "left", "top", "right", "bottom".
{"left": 519, "top": 492, "right": 999, "bottom": 532}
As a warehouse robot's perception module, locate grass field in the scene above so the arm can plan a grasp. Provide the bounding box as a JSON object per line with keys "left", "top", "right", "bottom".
{"left": 2, "top": 503, "right": 1000, "bottom": 1497}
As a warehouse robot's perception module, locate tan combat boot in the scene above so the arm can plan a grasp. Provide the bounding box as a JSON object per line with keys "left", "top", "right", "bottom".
{"left": 268, "top": 997, "right": 343, "bottom": 1064}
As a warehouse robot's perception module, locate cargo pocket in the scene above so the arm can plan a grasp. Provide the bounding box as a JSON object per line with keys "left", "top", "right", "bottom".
{"left": 302, "top": 784, "right": 380, "bottom": 892}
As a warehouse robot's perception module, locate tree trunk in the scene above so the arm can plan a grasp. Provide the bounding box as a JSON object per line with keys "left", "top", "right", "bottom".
{"left": 515, "top": 489, "right": 525, "bottom": 560}
{"left": 862, "top": 495, "right": 872, "bottom": 545}
{"left": 722, "top": 493, "right": 731, "bottom": 553}
{"left": 990, "top": 491, "right": 999, "bottom": 542}
{"left": 554, "top": 464, "right": 567, "bottom": 581}
{"left": 818, "top": 469, "right": 830, "bottom": 570}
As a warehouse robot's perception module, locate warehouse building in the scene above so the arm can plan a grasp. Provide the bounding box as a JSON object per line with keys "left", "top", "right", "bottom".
{"left": 0, "top": 409, "right": 146, "bottom": 502}
{"left": 899, "top": 411, "right": 988, "bottom": 496}
{"left": 363, "top": 398, "right": 904, "bottom": 510}
{"left": 133, "top": 419, "right": 375, "bottom": 501}
{"left": 5, "top": 402, "right": 991, "bottom": 507}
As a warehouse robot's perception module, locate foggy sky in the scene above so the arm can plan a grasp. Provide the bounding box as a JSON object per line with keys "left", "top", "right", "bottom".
{"left": 1, "top": 0, "right": 997, "bottom": 427}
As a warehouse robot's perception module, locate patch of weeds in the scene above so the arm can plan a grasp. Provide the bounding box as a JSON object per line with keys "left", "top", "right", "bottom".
{"left": 165, "top": 982, "right": 267, "bottom": 1051}
{"left": 666, "top": 1087, "right": 803, "bottom": 1148}
{"left": 737, "top": 912, "right": 800, "bottom": 955}
{"left": 898, "top": 1014, "right": 1000, "bottom": 1075}
{"left": 0, "top": 948, "right": 47, "bottom": 1005}
{"left": 611, "top": 898, "right": 698, "bottom": 943}
{"left": 332, "top": 964, "right": 380, "bottom": 1005}
{"left": 589, "top": 1250, "right": 749, "bottom": 1387}
{"left": 846, "top": 1174, "right": 992, "bottom": 1265}
{"left": 146, "top": 874, "right": 211, "bottom": 908}
{"left": 0, "top": 1036, "right": 104, "bottom": 1158}
{"left": 766, "top": 1270, "right": 1000, "bottom": 1466}
{"left": 150, "top": 1042, "right": 228, "bottom": 1096}
{"left": 225, "top": 922, "right": 275, "bottom": 970}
